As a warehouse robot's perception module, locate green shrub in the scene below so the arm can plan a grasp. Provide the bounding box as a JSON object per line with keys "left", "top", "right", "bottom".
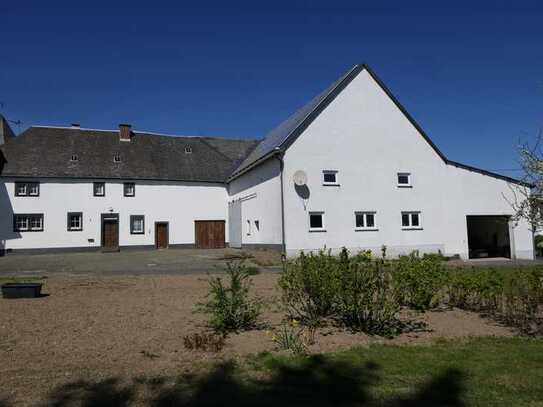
{"left": 335, "top": 259, "right": 400, "bottom": 336}
{"left": 279, "top": 248, "right": 399, "bottom": 335}
{"left": 278, "top": 250, "right": 341, "bottom": 326}
{"left": 393, "top": 252, "right": 445, "bottom": 310}
{"left": 198, "top": 261, "right": 261, "bottom": 334}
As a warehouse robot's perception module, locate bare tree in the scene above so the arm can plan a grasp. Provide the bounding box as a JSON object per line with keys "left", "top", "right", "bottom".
{"left": 504, "top": 130, "right": 543, "bottom": 258}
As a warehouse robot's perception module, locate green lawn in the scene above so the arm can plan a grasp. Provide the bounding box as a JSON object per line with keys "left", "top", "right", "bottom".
{"left": 238, "top": 337, "right": 543, "bottom": 407}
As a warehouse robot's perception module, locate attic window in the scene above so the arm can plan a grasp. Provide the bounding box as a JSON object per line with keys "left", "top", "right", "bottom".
{"left": 114, "top": 155, "right": 121, "bottom": 162}
{"left": 70, "top": 155, "right": 78, "bottom": 162}
{"left": 184, "top": 146, "right": 192, "bottom": 154}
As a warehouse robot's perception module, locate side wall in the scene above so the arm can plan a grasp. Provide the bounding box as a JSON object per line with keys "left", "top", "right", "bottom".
{"left": 227, "top": 158, "right": 283, "bottom": 249}
{"left": 0, "top": 178, "right": 228, "bottom": 251}
{"left": 279, "top": 70, "right": 533, "bottom": 259}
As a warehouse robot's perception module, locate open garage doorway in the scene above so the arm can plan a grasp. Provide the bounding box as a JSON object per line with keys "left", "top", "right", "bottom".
{"left": 466, "top": 215, "right": 511, "bottom": 259}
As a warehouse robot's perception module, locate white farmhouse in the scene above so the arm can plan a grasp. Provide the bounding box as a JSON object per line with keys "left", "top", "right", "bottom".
{"left": 0, "top": 65, "right": 534, "bottom": 260}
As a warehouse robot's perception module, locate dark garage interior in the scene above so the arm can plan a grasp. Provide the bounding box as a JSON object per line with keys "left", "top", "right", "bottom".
{"left": 466, "top": 215, "right": 511, "bottom": 259}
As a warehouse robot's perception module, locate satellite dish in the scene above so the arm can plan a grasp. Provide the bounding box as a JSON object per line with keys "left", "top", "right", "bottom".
{"left": 293, "top": 170, "right": 308, "bottom": 186}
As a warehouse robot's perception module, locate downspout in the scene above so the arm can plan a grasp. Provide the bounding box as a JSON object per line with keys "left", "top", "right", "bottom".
{"left": 275, "top": 150, "right": 287, "bottom": 264}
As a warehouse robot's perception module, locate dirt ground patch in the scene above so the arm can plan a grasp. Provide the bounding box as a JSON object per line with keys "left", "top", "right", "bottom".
{"left": 0, "top": 273, "right": 515, "bottom": 405}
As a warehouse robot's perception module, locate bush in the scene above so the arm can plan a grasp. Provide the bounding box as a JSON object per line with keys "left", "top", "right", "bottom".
{"left": 394, "top": 252, "right": 445, "bottom": 310}
{"left": 335, "top": 259, "right": 400, "bottom": 336}
{"left": 279, "top": 248, "right": 400, "bottom": 335}
{"left": 278, "top": 250, "right": 341, "bottom": 327}
{"left": 198, "top": 261, "right": 262, "bottom": 334}
{"left": 183, "top": 332, "right": 225, "bottom": 352}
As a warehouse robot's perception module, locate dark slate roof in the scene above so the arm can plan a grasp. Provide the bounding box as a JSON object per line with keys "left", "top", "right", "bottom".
{"left": 0, "top": 126, "right": 258, "bottom": 183}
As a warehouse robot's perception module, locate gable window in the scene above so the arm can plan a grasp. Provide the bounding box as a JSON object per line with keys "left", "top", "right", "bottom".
{"left": 397, "top": 173, "right": 411, "bottom": 187}
{"left": 355, "top": 211, "right": 377, "bottom": 231}
{"left": 67, "top": 212, "right": 83, "bottom": 231}
{"left": 402, "top": 211, "right": 422, "bottom": 229}
{"left": 15, "top": 182, "right": 39, "bottom": 197}
{"left": 124, "top": 182, "right": 135, "bottom": 197}
{"left": 322, "top": 170, "right": 339, "bottom": 186}
{"left": 309, "top": 211, "right": 325, "bottom": 232}
{"left": 130, "top": 215, "right": 145, "bottom": 234}
{"left": 93, "top": 182, "right": 105, "bottom": 197}
{"left": 13, "top": 214, "right": 44, "bottom": 232}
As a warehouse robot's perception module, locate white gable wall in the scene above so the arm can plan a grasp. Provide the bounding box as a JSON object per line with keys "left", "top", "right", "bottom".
{"left": 280, "top": 70, "right": 533, "bottom": 259}
{"left": 0, "top": 179, "right": 229, "bottom": 251}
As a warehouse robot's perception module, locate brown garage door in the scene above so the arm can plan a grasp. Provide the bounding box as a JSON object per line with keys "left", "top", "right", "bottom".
{"left": 195, "top": 220, "right": 225, "bottom": 249}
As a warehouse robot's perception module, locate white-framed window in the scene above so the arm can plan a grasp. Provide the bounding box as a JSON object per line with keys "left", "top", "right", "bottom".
{"left": 114, "top": 155, "right": 121, "bottom": 162}
{"left": 130, "top": 215, "right": 145, "bottom": 234}
{"left": 124, "top": 182, "right": 135, "bottom": 197}
{"left": 28, "top": 183, "right": 40, "bottom": 196}
{"left": 309, "top": 211, "right": 325, "bottom": 232}
{"left": 15, "top": 182, "right": 39, "bottom": 197}
{"left": 322, "top": 170, "right": 339, "bottom": 186}
{"left": 14, "top": 214, "right": 43, "bottom": 232}
{"left": 401, "top": 211, "right": 422, "bottom": 229}
{"left": 67, "top": 212, "right": 83, "bottom": 231}
{"left": 93, "top": 182, "right": 105, "bottom": 197}
{"left": 246, "top": 220, "right": 251, "bottom": 235}
{"left": 355, "top": 211, "right": 377, "bottom": 231}
{"left": 397, "top": 172, "right": 411, "bottom": 187}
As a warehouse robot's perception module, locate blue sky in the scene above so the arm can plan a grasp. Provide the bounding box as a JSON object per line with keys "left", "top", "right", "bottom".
{"left": 1, "top": 1, "right": 542, "bottom": 177}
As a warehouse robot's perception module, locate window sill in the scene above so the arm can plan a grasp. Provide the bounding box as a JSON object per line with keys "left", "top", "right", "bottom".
{"left": 309, "top": 229, "right": 327, "bottom": 233}
{"left": 355, "top": 228, "right": 379, "bottom": 232}
{"left": 402, "top": 227, "right": 423, "bottom": 231}
{"left": 322, "top": 183, "right": 340, "bottom": 187}
{"left": 67, "top": 229, "right": 83, "bottom": 232}
{"left": 131, "top": 232, "right": 144, "bottom": 235}
{"left": 397, "top": 185, "right": 412, "bottom": 188}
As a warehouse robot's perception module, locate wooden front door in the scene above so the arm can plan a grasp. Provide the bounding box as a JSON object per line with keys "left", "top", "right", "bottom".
{"left": 101, "top": 214, "right": 119, "bottom": 251}
{"left": 155, "top": 222, "right": 169, "bottom": 249}
{"left": 195, "top": 220, "right": 225, "bottom": 249}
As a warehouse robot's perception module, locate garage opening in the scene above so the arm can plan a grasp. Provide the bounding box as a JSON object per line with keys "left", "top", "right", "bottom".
{"left": 466, "top": 215, "right": 511, "bottom": 259}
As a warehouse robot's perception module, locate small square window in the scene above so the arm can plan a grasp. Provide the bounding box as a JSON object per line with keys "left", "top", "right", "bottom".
{"left": 397, "top": 173, "right": 411, "bottom": 187}
{"left": 15, "top": 183, "right": 27, "bottom": 196}
{"left": 114, "top": 155, "right": 121, "bottom": 162}
{"left": 70, "top": 154, "right": 79, "bottom": 162}
{"left": 322, "top": 170, "right": 339, "bottom": 186}
{"left": 402, "top": 212, "right": 422, "bottom": 229}
{"left": 67, "top": 212, "right": 83, "bottom": 231}
{"left": 124, "top": 183, "right": 135, "bottom": 197}
{"left": 355, "top": 212, "right": 377, "bottom": 230}
{"left": 94, "top": 182, "right": 105, "bottom": 197}
{"left": 130, "top": 215, "right": 145, "bottom": 234}
{"left": 30, "top": 215, "right": 43, "bottom": 231}
{"left": 309, "top": 212, "right": 325, "bottom": 231}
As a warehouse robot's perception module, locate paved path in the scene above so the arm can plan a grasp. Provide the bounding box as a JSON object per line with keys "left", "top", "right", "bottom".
{"left": 0, "top": 248, "right": 282, "bottom": 277}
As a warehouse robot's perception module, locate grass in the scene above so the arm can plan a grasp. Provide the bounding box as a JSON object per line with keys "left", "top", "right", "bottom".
{"left": 242, "top": 337, "right": 543, "bottom": 406}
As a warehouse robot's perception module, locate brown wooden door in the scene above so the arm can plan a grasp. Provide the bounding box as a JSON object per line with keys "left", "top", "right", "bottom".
{"left": 102, "top": 220, "right": 119, "bottom": 250}
{"left": 195, "top": 221, "right": 225, "bottom": 249}
{"left": 155, "top": 222, "right": 169, "bottom": 249}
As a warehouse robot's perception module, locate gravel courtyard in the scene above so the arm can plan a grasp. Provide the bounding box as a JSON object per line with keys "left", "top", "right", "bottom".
{"left": 1, "top": 267, "right": 517, "bottom": 405}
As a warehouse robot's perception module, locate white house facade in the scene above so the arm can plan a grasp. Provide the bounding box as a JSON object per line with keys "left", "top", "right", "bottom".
{"left": 0, "top": 65, "right": 534, "bottom": 260}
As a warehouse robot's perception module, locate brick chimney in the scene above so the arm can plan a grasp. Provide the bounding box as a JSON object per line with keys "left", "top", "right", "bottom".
{"left": 119, "top": 124, "right": 132, "bottom": 141}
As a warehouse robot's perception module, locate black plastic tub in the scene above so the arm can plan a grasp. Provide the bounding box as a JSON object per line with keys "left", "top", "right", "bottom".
{"left": 1, "top": 283, "right": 43, "bottom": 299}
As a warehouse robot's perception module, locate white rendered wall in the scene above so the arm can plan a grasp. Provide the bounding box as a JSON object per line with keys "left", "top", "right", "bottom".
{"left": 279, "top": 70, "right": 533, "bottom": 259}
{"left": 227, "top": 158, "right": 283, "bottom": 247}
{"left": 0, "top": 179, "right": 228, "bottom": 250}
